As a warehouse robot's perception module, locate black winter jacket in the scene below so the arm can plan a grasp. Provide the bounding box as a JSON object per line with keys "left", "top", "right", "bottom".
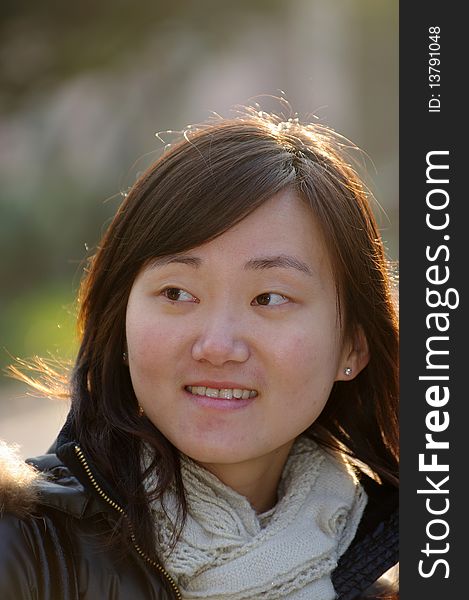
{"left": 0, "top": 423, "right": 398, "bottom": 600}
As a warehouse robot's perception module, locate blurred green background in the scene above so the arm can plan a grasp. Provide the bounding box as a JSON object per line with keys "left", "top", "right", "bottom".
{"left": 0, "top": 0, "right": 398, "bottom": 454}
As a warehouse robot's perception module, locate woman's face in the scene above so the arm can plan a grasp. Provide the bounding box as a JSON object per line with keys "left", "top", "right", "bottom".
{"left": 126, "top": 189, "right": 360, "bottom": 468}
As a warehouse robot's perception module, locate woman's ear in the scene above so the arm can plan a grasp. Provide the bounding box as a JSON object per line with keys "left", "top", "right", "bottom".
{"left": 335, "top": 325, "right": 370, "bottom": 381}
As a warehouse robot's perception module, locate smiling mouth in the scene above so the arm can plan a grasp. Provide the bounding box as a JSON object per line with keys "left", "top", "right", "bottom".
{"left": 184, "top": 385, "right": 258, "bottom": 400}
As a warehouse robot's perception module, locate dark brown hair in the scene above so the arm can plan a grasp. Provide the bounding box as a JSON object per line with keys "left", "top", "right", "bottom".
{"left": 20, "top": 107, "right": 400, "bottom": 559}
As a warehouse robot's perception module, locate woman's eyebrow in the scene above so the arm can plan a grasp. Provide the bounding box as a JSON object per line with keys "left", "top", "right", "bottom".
{"left": 245, "top": 255, "right": 313, "bottom": 277}
{"left": 148, "top": 254, "right": 202, "bottom": 269}
{"left": 147, "top": 253, "right": 314, "bottom": 277}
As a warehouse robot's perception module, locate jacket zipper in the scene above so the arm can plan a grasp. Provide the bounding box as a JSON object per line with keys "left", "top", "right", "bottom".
{"left": 74, "top": 444, "right": 182, "bottom": 600}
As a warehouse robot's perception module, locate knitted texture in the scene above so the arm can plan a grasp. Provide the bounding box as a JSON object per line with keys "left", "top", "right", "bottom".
{"left": 145, "top": 437, "right": 367, "bottom": 600}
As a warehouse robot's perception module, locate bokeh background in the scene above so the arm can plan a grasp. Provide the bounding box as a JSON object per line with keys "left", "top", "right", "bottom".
{"left": 0, "top": 0, "right": 398, "bottom": 458}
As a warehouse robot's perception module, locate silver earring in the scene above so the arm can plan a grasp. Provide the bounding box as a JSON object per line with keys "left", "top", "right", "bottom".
{"left": 122, "top": 351, "right": 128, "bottom": 362}
{"left": 344, "top": 367, "right": 352, "bottom": 376}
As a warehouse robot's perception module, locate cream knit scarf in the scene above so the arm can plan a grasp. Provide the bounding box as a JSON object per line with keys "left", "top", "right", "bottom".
{"left": 145, "top": 437, "right": 367, "bottom": 600}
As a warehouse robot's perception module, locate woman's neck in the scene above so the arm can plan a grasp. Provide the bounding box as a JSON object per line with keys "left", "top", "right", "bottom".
{"left": 196, "top": 440, "right": 294, "bottom": 513}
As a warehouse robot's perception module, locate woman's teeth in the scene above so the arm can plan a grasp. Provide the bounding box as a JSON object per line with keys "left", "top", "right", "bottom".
{"left": 185, "top": 386, "right": 257, "bottom": 399}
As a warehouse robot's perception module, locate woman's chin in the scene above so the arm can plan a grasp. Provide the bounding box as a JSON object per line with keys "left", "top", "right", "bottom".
{"left": 177, "top": 442, "right": 254, "bottom": 466}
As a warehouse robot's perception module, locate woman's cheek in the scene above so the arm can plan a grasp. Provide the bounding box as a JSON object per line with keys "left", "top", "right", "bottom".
{"left": 281, "top": 329, "right": 316, "bottom": 363}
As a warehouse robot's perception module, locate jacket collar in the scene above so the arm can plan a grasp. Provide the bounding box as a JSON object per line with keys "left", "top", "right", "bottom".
{"left": 29, "top": 408, "right": 125, "bottom": 519}
{"left": 25, "top": 453, "right": 104, "bottom": 518}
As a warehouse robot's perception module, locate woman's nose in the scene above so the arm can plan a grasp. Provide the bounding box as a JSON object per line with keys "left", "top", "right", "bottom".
{"left": 191, "top": 313, "right": 250, "bottom": 366}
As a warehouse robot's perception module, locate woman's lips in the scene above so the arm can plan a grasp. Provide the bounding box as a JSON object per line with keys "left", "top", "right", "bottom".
{"left": 183, "top": 386, "right": 256, "bottom": 410}
{"left": 185, "top": 385, "right": 257, "bottom": 399}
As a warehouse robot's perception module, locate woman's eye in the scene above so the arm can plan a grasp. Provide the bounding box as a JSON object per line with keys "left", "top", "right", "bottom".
{"left": 161, "top": 287, "right": 197, "bottom": 303}
{"left": 252, "top": 292, "right": 289, "bottom": 306}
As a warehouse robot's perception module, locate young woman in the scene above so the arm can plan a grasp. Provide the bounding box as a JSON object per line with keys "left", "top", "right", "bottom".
{"left": 0, "top": 108, "right": 398, "bottom": 599}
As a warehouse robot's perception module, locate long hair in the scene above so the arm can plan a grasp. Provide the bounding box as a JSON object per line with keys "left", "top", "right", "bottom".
{"left": 19, "top": 108, "right": 399, "bottom": 560}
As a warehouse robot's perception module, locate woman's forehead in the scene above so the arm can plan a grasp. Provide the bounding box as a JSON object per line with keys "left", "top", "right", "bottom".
{"left": 141, "top": 190, "right": 334, "bottom": 283}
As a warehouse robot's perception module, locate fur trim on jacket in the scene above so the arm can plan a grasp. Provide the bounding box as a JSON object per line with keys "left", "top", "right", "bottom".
{"left": 0, "top": 440, "right": 44, "bottom": 518}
